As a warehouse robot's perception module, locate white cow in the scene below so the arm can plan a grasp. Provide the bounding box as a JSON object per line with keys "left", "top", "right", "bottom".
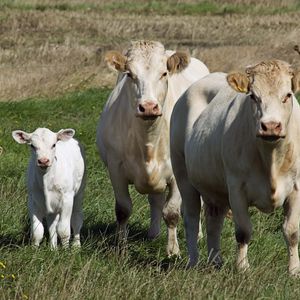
{"left": 170, "top": 60, "right": 300, "bottom": 275}
{"left": 12, "top": 128, "right": 86, "bottom": 249}
{"left": 96, "top": 40, "right": 209, "bottom": 256}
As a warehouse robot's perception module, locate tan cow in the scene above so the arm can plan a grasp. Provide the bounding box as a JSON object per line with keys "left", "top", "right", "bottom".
{"left": 96, "top": 40, "right": 209, "bottom": 256}
{"left": 170, "top": 60, "right": 300, "bottom": 275}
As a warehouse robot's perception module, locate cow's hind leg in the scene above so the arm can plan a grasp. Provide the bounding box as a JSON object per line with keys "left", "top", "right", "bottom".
{"left": 163, "top": 178, "right": 181, "bottom": 257}
{"left": 283, "top": 189, "right": 300, "bottom": 276}
{"left": 148, "top": 193, "right": 165, "bottom": 239}
{"left": 205, "top": 202, "right": 228, "bottom": 269}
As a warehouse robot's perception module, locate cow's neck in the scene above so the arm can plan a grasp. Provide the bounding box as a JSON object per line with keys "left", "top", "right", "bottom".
{"left": 257, "top": 125, "right": 295, "bottom": 185}
{"left": 133, "top": 117, "right": 166, "bottom": 160}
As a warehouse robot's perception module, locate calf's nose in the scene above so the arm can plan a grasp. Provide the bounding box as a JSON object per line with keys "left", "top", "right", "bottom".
{"left": 38, "top": 158, "right": 50, "bottom": 166}
{"left": 260, "top": 121, "right": 282, "bottom": 136}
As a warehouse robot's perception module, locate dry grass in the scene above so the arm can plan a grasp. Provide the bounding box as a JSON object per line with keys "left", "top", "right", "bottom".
{"left": 0, "top": 1, "right": 300, "bottom": 101}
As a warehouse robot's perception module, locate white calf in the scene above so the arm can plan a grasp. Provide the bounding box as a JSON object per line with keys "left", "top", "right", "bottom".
{"left": 12, "top": 128, "right": 86, "bottom": 248}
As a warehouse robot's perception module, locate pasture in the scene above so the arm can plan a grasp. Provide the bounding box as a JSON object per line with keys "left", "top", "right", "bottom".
{"left": 1, "top": 0, "right": 300, "bottom": 299}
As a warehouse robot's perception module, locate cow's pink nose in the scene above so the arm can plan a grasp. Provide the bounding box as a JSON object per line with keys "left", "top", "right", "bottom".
{"left": 38, "top": 158, "right": 50, "bottom": 166}
{"left": 137, "top": 101, "right": 161, "bottom": 117}
{"left": 260, "top": 121, "right": 282, "bottom": 136}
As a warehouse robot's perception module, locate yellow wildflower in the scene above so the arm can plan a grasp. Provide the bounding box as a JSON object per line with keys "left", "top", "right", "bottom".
{"left": 11, "top": 274, "right": 16, "bottom": 279}
{"left": 0, "top": 262, "right": 6, "bottom": 269}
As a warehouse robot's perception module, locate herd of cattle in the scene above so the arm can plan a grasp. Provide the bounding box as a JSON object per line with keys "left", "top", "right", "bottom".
{"left": 12, "top": 40, "right": 300, "bottom": 276}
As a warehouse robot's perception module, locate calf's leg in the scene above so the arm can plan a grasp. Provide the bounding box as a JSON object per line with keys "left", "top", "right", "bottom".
{"left": 57, "top": 193, "right": 74, "bottom": 248}
{"left": 46, "top": 213, "right": 59, "bottom": 249}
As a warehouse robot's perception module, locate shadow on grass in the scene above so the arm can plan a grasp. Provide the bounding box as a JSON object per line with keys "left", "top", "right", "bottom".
{"left": 80, "top": 220, "right": 191, "bottom": 271}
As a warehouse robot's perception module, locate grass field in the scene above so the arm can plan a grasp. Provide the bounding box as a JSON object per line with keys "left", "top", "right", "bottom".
{"left": 1, "top": 88, "right": 300, "bottom": 299}
{"left": 1, "top": 0, "right": 300, "bottom": 299}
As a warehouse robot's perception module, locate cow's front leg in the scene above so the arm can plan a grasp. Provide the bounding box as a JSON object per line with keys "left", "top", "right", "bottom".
{"left": 163, "top": 178, "right": 181, "bottom": 257}
{"left": 205, "top": 203, "right": 228, "bottom": 269}
{"left": 283, "top": 189, "right": 300, "bottom": 276}
{"left": 57, "top": 193, "right": 74, "bottom": 248}
{"left": 46, "top": 213, "right": 59, "bottom": 249}
{"left": 229, "top": 185, "right": 252, "bottom": 272}
{"left": 148, "top": 193, "right": 165, "bottom": 239}
{"left": 107, "top": 160, "right": 132, "bottom": 243}
{"left": 29, "top": 195, "right": 44, "bottom": 247}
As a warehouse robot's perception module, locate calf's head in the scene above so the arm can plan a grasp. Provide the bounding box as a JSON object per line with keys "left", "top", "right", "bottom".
{"left": 227, "top": 60, "right": 300, "bottom": 143}
{"left": 12, "top": 128, "right": 75, "bottom": 169}
{"left": 105, "top": 40, "right": 190, "bottom": 120}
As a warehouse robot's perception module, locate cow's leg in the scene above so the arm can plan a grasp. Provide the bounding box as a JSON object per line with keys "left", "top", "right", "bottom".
{"left": 205, "top": 203, "right": 228, "bottom": 269}
{"left": 46, "top": 213, "right": 59, "bottom": 249}
{"left": 229, "top": 187, "right": 252, "bottom": 272}
{"left": 148, "top": 193, "right": 165, "bottom": 239}
{"left": 107, "top": 160, "right": 132, "bottom": 242}
{"left": 198, "top": 197, "right": 204, "bottom": 240}
{"left": 163, "top": 178, "right": 181, "bottom": 257}
{"left": 29, "top": 195, "right": 44, "bottom": 247}
{"left": 57, "top": 193, "right": 74, "bottom": 248}
{"left": 283, "top": 189, "right": 300, "bottom": 276}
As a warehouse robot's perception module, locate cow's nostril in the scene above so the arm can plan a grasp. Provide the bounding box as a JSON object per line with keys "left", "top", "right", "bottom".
{"left": 261, "top": 122, "right": 267, "bottom": 132}
{"left": 153, "top": 104, "right": 158, "bottom": 112}
{"left": 139, "top": 104, "right": 145, "bottom": 113}
{"left": 276, "top": 123, "right": 282, "bottom": 130}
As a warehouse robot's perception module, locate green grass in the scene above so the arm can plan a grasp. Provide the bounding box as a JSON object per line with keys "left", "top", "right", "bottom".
{"left": 1, "top": 0, "right": 300, "bottom": 15}
{"left": 1, "top": 88, "right": 300, "bottom": 299}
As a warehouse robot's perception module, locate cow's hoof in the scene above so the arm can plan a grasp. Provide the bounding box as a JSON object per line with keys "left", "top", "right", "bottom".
{"left": 289, "top": 266, "right": 300, "bottom": 277}
{"left": 167, "top": 246, "right": 180, "bottom": 258}
{"left": 237, "top": 260, "right": 250, "bottom": 273}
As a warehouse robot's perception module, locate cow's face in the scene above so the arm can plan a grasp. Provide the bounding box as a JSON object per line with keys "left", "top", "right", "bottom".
{"left": 105, "top": 41, "right": 190, "bottom": 120}
{"left": 227, "top": 60, "right": 300, "bottom": 143}
{"left": 12, "top": 128, "right": 75, "bottom": 170}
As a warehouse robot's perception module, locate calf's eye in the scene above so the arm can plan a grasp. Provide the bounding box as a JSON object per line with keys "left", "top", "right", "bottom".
{"left": 52, "top": 144, "right": 56, "bottom": 149}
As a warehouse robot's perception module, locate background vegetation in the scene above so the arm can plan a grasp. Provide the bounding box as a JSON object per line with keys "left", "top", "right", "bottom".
{"left": 1, "top": 1, "right": 300, "bottom": 299}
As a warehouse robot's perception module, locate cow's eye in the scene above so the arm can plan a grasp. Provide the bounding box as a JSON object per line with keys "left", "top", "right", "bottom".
{"left": 30, "top": 144, "right": 36, "bottom": 150}
{"left": 52, "top": 144, "right": 56, "bottom": 149}
{"left": 161, "top": 72, "right": 167, "bottom": 79}
{"left": 283, "top": 93, "right": 292, "bottom": 103}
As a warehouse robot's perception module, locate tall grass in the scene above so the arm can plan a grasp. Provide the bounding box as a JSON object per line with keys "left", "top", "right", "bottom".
{"left": 1, "top": 88, "right": 300, "bottom": 299}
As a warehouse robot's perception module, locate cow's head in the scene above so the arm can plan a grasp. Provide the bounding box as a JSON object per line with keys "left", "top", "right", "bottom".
{"left": 105, "top": 41, "right": 190, "bottom": 120}
{"left": 227, "top": 60, "right": 300, "bottom": 143}
{"left": 12, "top": 128, "right": 75, "bottom": 170}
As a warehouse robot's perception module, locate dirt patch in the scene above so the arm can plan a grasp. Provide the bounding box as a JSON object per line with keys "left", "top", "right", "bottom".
{"left": 0, "top": 5, "right": 299, "bottom": 101}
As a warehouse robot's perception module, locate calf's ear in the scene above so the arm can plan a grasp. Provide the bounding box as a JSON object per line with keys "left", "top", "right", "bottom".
{"left": 227, "top": 72, "right": 250, "bottom": 93}
{"left": 12, "top": 130, "right": 31, "bottom": 144}
{"left": 57, "top": 129, "right": 75, "bottom": 141}
{"left": 167, "top": 51, "right": 190, "bottom": 75}
{"left": 105, "top": 51, "right": 127, "bottom": 72}
{"left": 292, "top": 70, "right": 300, "bottom": 94}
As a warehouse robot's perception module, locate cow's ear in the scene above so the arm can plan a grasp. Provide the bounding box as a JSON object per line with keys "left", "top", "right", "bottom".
{"left": 57, "top": 129, "right": 75, "bottom": 142}
{"left": 292, "top": 70, "right": 300, "bottom": 94}
{"left": 227, "top": 72, "right": 250, "bottom": 93}
{"left": 105, "top": 51, "right": 127, "bottom": 72}
{"left": 12, "top": 130, "right": 31, "bottom": 144}
{"left": 167, "top": 51, "right": 190, "bottom": 75}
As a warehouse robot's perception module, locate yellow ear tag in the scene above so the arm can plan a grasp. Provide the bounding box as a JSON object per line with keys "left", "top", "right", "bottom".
{"left": 237, "top": 86, "right": 247, "bottom": 93}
